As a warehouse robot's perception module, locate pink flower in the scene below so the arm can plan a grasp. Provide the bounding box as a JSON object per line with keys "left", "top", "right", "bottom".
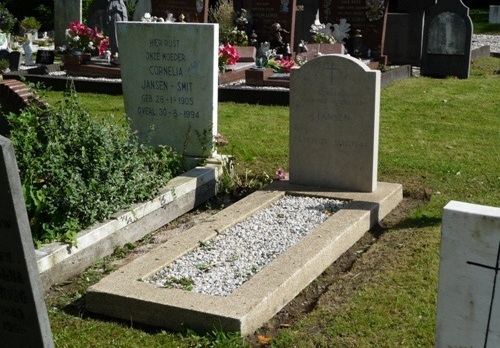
{"left": 275, "top": 168, "right": 286, "bottom": 181}
{"left": 278, "top": 58, "right": 295, "bottom": 73}
{"left": 219, "top": 43, "right": 240, "bottom": 68}
{"left": 214, "top": 133, "right": 228, "bottom": 147}
{"left": 98, "top": 38, "right": 109, "bottom": 56}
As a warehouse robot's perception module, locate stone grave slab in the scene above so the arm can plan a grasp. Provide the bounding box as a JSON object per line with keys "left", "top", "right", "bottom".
{"left": 320, "top": 0, "right": 389, "bottom": 63}
{"left": 0, "top": 136, "right": 54, "bottom": 347}
{"left": 421, "top": 0, "right": 472, "bottom": 79}
{"left": 35, "top": 50, "right": 55, "bottom": 65}
{"left": 289, "top": 54, "right": 380, "bottom": 192}
{"left": 54, "top": 0, "right": 82, "bottom": 47}
{"left": 384, "top": 0, "right": 436, "bottom": 65}
{"left": 116, "top": 22, "right": 218, "bottom": 159}
{"left": 237, "top": 0, "right": 297, "bottom": 53}
{"left": 436, "top": 201, "right": 500, "bottom": 347}
{"left": 8, "top": 52, "right": 21, "bottom": 72}
{"left": 86, "top": 180, "right": 402, "bottom": 334}
{"left": 151, "top": 0, "right": 209, "bottom": 22}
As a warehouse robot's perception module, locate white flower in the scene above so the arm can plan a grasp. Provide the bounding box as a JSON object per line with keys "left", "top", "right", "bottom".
{"left": 73, "top": 35, "right": 80, "bottom": 42}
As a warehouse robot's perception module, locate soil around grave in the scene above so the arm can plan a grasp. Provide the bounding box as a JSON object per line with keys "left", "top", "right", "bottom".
{"left": 46, "top": 188, "right": 426, "bottom": 346}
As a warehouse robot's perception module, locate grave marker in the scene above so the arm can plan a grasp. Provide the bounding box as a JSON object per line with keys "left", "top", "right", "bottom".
{"left": 384, "top": 0, "right": 436, "bottom": 65}
{"left": 0, "top": 136, "right": 54, "bottom": 347}
{"left": 117, "top": 22, "right": 218, "bottom": 159}
{"left": 289, "top": 54, "right": 380, "bottom": 192}
{"left": 35, "top": 50, "right": 55, "bottom": 65}
{"left": 421, "top": 0, "right": 472, "bottom": 79}
{"left": 151, "top": 0, "right": 209, "bottom": 22}
{"left": 319, "top": 0, "right": 389, "bottom": 63}
{"left": 54, "top": 0, "right": 82, "bottom": 47}
{"left": 436, "top": 201, "right": 500, "bottom": 347}
{"left": 237, "top": 0, "right": 297, "bottom": 53}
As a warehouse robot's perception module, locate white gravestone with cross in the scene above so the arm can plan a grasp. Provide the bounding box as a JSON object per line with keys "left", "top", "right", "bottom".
{"left": 436, "top": 201, "right": 500, "bottom": 348}
{"left": 289, "top": 54, "right": 380, "bottom": 192}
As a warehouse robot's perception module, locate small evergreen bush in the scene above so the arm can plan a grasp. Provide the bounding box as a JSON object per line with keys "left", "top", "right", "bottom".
{"left": 7, "top": 87, "right": 182, "bottom": 246}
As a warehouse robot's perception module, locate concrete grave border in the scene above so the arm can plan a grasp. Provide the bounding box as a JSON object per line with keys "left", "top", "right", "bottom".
{"left": 36, "top": 161, "right": 223, "bottom": 291}
{"left": 87, "top": 181, "right": 402, "bottom": 335}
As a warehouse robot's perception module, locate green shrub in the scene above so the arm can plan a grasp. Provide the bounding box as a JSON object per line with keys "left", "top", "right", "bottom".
{"left": 20, "top": 16, "right": 41, "bottom": 31}
{"left": 7, "top": 87, "right": 182, "bottom": 246}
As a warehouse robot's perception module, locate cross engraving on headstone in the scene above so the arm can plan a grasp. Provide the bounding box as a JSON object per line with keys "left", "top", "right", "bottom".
{"left": 325, "top": 62, "right": 339, "bottom": 85}
{"left": 467, "top": 241, "right": 500, "bottom": 348}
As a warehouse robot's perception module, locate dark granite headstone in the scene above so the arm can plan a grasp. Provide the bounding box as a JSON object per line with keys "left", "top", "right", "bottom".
{"left": 0, "top": 136, "right": 54, "bottom": 347}
{"left": 236, "top": 0, "right": 297, "bottom": 54}
{"left": 319, "top": 0, "right": 389, "bottom": 64}
{"left": 35, "top": 50, "right": 55, "bottom": 65}
{"left": 384, "top": 0, "right": 436, "bottom": 65}
{"left": 8, "top": 52, "right": 22, "bottom": 72}
{"left": 421, "top": 0, "right": 472, "bottom": 79}
{"left": 151, "top": 0, "right": 209, "bottom": 22}
{"left": 294, "top": 0, "right": 318, "bottom": 52}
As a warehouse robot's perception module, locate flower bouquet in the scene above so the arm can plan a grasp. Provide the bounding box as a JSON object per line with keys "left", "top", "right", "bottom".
{"left": 218, "top": 43, "right": 240, "bottom": 72}
{"left": 59, "top": 21, "right": 109, "bottom": 57}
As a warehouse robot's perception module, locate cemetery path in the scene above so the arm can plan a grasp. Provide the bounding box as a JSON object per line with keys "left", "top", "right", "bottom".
{"left": 46, "top": 191, "right": 424, "bottom": 346}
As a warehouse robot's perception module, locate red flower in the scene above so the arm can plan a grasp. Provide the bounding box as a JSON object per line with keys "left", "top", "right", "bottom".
{"left": 219, "top": 43, "right": 240, "bottom": 68}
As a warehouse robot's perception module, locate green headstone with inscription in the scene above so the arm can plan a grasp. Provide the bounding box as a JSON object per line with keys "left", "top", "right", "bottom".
{"left": 0, "top": 136, "right": 54, "bottom": 347}
{"left": 117, "top": 22, "right": 218, "bottom": 160}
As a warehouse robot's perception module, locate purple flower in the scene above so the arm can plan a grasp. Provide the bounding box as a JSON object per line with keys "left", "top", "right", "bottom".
{"left": 275, "top": 168, "right": 286, "bottom": 180}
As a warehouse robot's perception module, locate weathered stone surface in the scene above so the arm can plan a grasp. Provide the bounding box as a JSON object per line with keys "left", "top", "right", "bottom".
{"left": 289, "top": 54, "right": 380, "bottom": 192}
{"left": 117, "top": 22, "right": 218, "bottom": 158}
{"left": 0, "top": 136, "right": 54, "bottom": 347}
{"left": 436, "top": 201, "right": 500, "bottom": 347}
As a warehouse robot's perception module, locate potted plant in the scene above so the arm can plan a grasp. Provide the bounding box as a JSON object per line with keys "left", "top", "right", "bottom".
{"left": 59, "top": 21, "right": 109, "bottom": 68}
{"left": 0, "top": 59, "right": 10, "bottom": 75}
{"left": 0, "top": 4, "right": 17, "bottom": 34}
{"left": 20, "top": 16, "right": 42, "bottom": 38}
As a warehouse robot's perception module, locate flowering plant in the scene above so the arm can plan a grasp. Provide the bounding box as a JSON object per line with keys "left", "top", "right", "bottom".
{"left": 218, "top": 43, "right": 239, "bottom": 71}
{"left": 266, "top": 57, "right": 295, "bottom": 73}
{"left": 310, "top": 21, "right": 336, "bottom": 44}
{"left": 0, "top": 4, "right": 17, "bottom": 33}
{"left": 59, "top": 21, "right": 109, "bottom": 56}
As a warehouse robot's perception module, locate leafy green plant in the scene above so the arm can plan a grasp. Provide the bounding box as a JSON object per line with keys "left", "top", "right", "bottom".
{"left": 0, "top": 3, "right": 17, "bottom": 33}
{"left": 20, "top": 16, "right": 41, "bottom": 31}
{"left": 209, "top": 0, "right": 236, "bottom": 44}
{"left": 0, "top": 59, "right": 9, "bottom": 72}
{"left": 7, "top": 86, "right": 182, "bottom": 246}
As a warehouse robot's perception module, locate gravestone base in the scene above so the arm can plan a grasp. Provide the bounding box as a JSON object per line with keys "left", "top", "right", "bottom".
{"left": 87, "top": 181, "right": 402, "bottom": 335}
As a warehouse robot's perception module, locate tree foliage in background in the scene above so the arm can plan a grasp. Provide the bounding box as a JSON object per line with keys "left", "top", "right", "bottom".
{"left": 6, "top": 85, "right": 182, "bottom": 247}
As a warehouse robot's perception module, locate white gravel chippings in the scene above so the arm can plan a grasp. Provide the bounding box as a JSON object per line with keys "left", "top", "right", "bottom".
{"left": 146, "top": 195, "right": 345, "bottom": 297}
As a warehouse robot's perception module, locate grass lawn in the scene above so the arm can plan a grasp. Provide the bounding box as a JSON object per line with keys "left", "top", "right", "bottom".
{"left": 41, "top": 55, "right": 500, "bottom": 347}
{"left": 39, "top": 11, "right": 500, "bottom": 345}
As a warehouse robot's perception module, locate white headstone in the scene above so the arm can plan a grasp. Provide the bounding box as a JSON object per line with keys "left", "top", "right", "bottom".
{"left": 436, "top": 201, "right": 500, "bottom": 347}
{"left": 289, "top": 54, "right": 380, "bottom": 192}
{"left": 117, "top": 22, "right": 218, "bottom": 158}
{"left": 0, "top": 136, "right": 54, "bottom": 347}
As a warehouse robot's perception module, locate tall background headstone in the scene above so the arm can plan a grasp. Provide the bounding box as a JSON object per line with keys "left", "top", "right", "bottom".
{"left": 436, "top": 201, "right": 500, "bottom": 347}
{"left": 151, "top": 0, "right": 209, "bottom": 22}
{"left": 236, "top": 0, "right": 297, "bottom": 53}
{"left": 289, "top": 54, "right": 380, "bottom": 192}
{"left": 54, "top": 0, "right": 82, "bottom": 47}
{"left": 421, "top": 0, "right": 472, "bottom": 79}
{"left": 117, "top": 22, "right": 218, "bottom": 159}
{"left": 384, "top": 0, "right": 436, "bottom": 65}
{"left": 0, "top": 136, "right": 54, "bottom": 347}
{"left": 319, "top": 0, "right": 389, "bottom": 63}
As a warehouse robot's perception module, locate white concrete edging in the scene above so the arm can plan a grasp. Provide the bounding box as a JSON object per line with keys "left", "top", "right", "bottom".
{"left": 36, "top": 161, "right": 223, "bottom": 291}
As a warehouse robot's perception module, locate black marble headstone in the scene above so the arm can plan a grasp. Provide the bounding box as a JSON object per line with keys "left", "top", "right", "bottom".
{"left": 421, "top": 0, "right": 472, "bottom": 79}
{"left": 35, "top": 50, "right": 55, "bottom": 65}
{"left": 8, "top": 52, "right": 21, "bottom": 71}
{"left": 0, "top": 136, "right": 55, "bottom": 347}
